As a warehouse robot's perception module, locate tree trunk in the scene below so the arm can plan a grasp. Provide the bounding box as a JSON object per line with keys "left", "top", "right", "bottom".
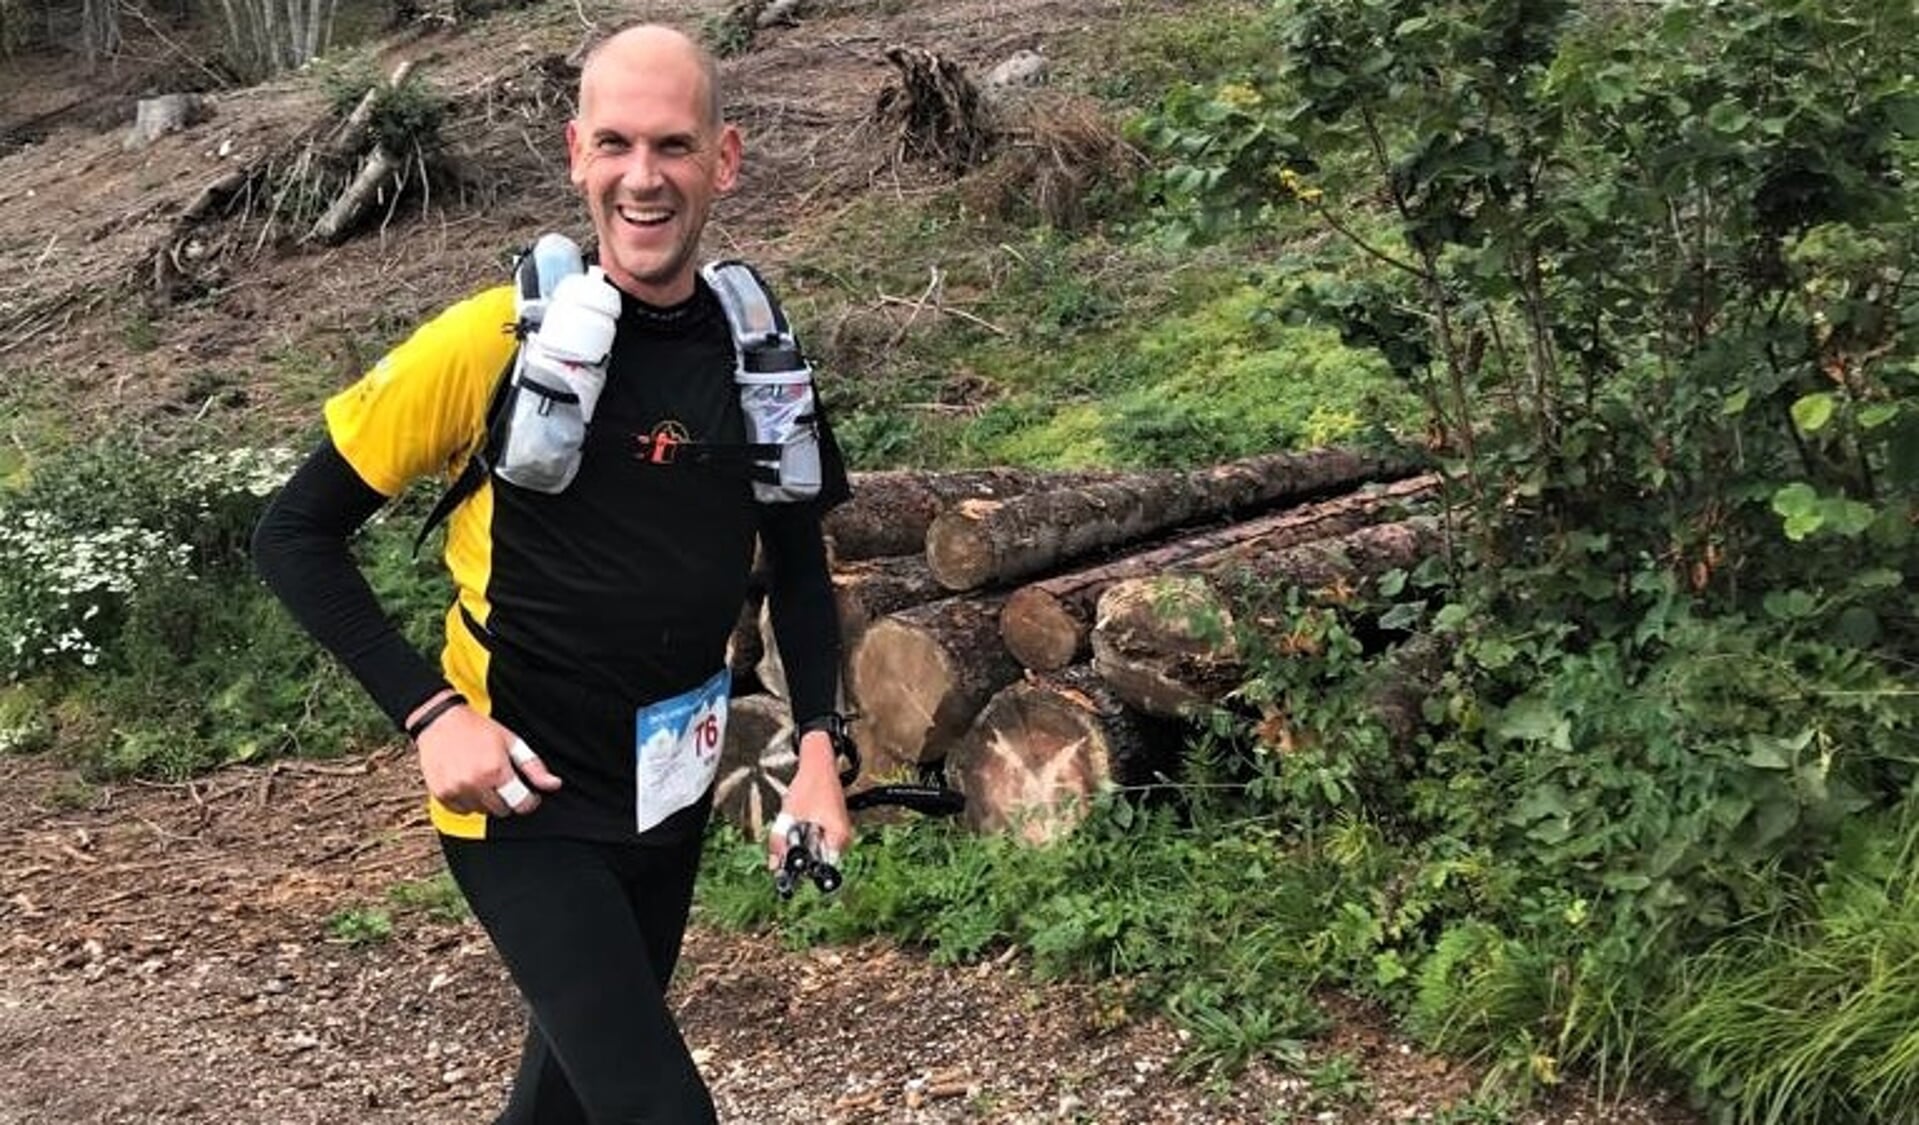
{"left": 714, "top": 694, "right": 794, "bottom": 839}
{"left": 832, "top": 554, "right": 948, "bottom": 643}
{"left": 947, "top": 666, "right": 1182, "bottom": 845}
{"left": 999, "top": 475, "right": 1439, "bottom": 672}
{"left": 1091, "top": 518, "right": 1443, "bottom": 718}
{"left": 847, "top": 594, "right": 1018, "bottom": 773}
{"left": 926, "top": 446, "right": 1424, "bottom": 592}
{"left": 826, "top": 467, "right": 1119, "bottom": 563}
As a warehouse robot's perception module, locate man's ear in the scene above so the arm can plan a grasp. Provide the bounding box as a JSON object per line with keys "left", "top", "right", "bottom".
{"left": 563, "top": 119, "right": 585, "bottom": 187}
{"left": 714, "top": 124, "right": 743, "bottom": 194}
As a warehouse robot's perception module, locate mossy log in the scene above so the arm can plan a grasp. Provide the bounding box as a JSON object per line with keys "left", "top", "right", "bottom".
{"left": 825, "top": 467, "right": 1120, "bottom": 563}
{"left": 1091, "top": 517, "right": 1443, "bottom": 718}
{"left": 999, "top": 475, "right": 1438, "bottom": 672}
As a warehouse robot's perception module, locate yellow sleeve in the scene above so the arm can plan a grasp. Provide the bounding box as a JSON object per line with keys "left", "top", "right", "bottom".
{"left": 323, "top": 286, "right": 520, "bottom": 497}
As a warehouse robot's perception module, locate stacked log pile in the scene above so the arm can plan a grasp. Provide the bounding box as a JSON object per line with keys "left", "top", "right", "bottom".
{"left": 718, "top": 447, "right": 1445, "bottom": 843}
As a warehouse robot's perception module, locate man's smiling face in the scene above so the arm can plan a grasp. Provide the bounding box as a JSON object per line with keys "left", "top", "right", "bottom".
{"left": 566, "top": 28, "right": 741, "bottom": 306}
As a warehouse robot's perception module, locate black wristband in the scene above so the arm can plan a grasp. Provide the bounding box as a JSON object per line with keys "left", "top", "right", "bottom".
{"left": 405, "top": 693, "right": 467, "bottom": 741}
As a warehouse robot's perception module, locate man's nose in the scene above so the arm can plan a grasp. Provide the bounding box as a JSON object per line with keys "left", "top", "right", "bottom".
{"left": 621, "top": 147, "right": 664, "bottom": 192}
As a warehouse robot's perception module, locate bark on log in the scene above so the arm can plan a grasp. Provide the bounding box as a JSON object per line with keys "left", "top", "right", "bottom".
{"left": 833, "top": 554, "right": 947, "bottom": 643}
{"left": 308, "top": 144, "right": 402, "bottom": 245}
{"left": 1366, "top": 632, "right": 1452, "bottom": 758}
{"left": 1091, "top": 517, "right": 1443, "bottom": 718}
{"left": 999, "top": 475, "right": 1439, "bottom": 672}
{"left": 714, "top": 694, "right": 794, "bottom": 839}
{"left": 948, "top": 666, "right": 1182, "bottom": 845}
{"left": 926, "top": 446, "right": 1424, "bottom": 592}
{"left": 847, "top": 593, "right": 1018, "bottom": 773}
{"left": 826, "top": 467, "right": 1119, "bottom": 563}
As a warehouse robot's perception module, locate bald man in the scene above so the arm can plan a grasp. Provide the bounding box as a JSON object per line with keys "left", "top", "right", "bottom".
{"left": 256, "top": 23, "right": 853, "bottom": 1121}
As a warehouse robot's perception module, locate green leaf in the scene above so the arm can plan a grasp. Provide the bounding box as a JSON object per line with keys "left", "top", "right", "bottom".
{"left": 1791, "top": 393, "right": 1836, "bottom": 433}
{"left": 1378, "top": 601, "right": 1424, "bottom": 630}
{"left": 1763, "top": 588, "right": 1820, "bottom": 621}
{"left": 1720, "top": 387, "right": 1750, "bottom": 416}
{"left": 1705, "top": 100, "right": 1751, "bottom": 134}
{"left": 1819, "top": 497, "right": 1876, "bottom": 537}
{"left": 1743, "top": 734, "right": 1794, "bottom": 770}
{"left": 1858, "top": 404, "right": 1898, "bottom": 430}
{"left": 1490, "top": 697, "right": 1569, "bottom": 748}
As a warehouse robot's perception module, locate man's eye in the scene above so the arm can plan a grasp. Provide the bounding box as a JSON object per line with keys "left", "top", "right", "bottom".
{"left": 596, "top": 137, "right": 628, "bottom": 152}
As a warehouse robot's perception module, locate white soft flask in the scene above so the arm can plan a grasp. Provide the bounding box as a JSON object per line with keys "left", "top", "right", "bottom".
{"left": 494, "top": 266, "right": 621, "bottom": 493}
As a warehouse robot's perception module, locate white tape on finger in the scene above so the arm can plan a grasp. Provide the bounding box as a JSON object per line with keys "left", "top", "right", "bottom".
{"left": 508, "top": 738, "right": 537, "bottom": 768}
{"left": 770, "top": 812, "right": 796, "bottom": 837}
{"left": 497, "top": 776, "right": 532, "bottom": 811}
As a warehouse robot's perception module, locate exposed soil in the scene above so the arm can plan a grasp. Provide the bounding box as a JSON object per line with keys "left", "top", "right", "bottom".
{"left": 0, "top": 2, "right": 1711, "bottom": 1122}
{"left": 0, "top": 747, "right": 1706, "bottom": 1124}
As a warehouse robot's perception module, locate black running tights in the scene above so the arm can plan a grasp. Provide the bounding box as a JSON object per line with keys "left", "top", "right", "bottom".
{"left": 440, "top": 833, "right": 718, "bottom": 1125}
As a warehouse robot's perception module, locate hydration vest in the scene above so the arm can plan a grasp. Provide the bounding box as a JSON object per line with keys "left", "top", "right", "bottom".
{"left": 413, "top": 236, "right": 823, "bottom": 555}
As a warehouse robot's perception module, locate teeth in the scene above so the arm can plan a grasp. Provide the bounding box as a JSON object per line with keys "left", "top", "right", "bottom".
{"left": 619, "top": 206, "right": 670, "bottom": 224}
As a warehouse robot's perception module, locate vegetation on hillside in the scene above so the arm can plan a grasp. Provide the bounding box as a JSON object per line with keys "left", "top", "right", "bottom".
{"left": 1, "top": 0, "right": 1914, "bottom": 1121}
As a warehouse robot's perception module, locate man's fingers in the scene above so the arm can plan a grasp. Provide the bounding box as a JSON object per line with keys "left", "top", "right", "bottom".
{"left": 496, "top": 775, "right": 535, "bottom": 814}
{"left": 509, "top": 738, "right": 564, "bottom": 792}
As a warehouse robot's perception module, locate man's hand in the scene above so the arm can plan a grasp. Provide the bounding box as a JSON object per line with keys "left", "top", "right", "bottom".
{"left": 407, "top": 693, "right": 563, "bottom": 817}
{"left": 768, "top": 728, "right": 853, "bottom": 869}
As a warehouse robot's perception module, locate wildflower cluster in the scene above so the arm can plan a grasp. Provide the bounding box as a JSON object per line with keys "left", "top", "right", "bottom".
{"left": 0, "top": 509, "right": 192, "bottom": 675}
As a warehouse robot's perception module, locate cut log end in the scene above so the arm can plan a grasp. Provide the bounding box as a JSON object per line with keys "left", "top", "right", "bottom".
{"left": 925, "top": 510, "right": 995, "bottom": 591}
{"left": 952, "top": 684, "right": 1111, "bottom": 845}
{"left": 999, "top": 586, "right": 1081, "bottom": 672}
{"left": 848, "top": 618, "right": 962, "bottom": 764}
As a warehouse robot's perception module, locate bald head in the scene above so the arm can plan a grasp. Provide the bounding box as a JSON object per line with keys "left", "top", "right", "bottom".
{"left": 579, "top": 23, "right": 723, "bottom": 130}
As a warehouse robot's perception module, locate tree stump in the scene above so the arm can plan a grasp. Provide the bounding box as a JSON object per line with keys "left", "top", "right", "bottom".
{"left": 876, "top": 45, "right": 994, "bottom": 172}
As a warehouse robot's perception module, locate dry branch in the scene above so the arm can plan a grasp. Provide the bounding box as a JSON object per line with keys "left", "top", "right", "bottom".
{"left": 999, "top": 475, "right": 1439, "bottom": 672}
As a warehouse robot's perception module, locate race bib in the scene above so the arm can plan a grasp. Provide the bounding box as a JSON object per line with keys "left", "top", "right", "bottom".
{"left": 634, "top": 667, "right": 731, "bottom": 834}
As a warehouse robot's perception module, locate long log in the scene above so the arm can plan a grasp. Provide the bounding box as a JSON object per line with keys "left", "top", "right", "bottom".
{"left": 847, "top": 593, "right": 1018, "bottom": 772}
{"left": 1091, "top": 517, "right": 1443, "bottom": 718}
{"left": 833, "top": 554, "right": 948, "bottom": 644}
{"left": 925, "top": 446, "right": 1424, "bottom": 592}
{"left": 999, "top": 475, "right": 1439, "bottom": 672}
{"left": 308, "top": 144, "right": 402, "bottom": 245}
{"left": 947, "top": 666, "right": 1183, "bottom": 845}
{"left": 825, "top": 467, "right": 1120, "bottom": 563}
{"left": 714, "top": 694, "right": 795, "bottom": 839}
